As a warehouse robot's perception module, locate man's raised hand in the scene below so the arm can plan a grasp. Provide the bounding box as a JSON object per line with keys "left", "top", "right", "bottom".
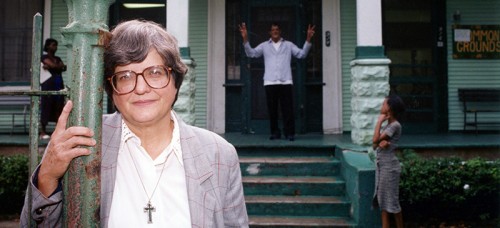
{"left": 239, "top": 23, "right": 248, "bottom": 43}
{"left": 306, "top": 24, "right": 316, "bottom": 42}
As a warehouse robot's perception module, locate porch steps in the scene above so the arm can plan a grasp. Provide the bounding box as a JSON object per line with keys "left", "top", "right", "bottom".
{"left": 238, "top": 146, "right": 357, "bottom": 227}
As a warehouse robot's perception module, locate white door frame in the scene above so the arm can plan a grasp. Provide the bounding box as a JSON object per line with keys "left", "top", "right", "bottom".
{"left": 322, "top": 0, "right": 343, "bottom": 134}
{"left": 207, "top": 0, "right": 226, "bottom": 134}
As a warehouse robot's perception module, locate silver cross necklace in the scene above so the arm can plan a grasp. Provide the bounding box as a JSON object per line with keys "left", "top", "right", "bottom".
{"left": 127, "top": 142, "right": 171, "bottom": 224}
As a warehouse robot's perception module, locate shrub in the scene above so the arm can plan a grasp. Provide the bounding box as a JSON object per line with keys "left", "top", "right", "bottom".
{"left": 0, "top": 154, "right": 29, "bottom": 215}
{"left": 398, "top": 150, "right": 500, "bottom": 223}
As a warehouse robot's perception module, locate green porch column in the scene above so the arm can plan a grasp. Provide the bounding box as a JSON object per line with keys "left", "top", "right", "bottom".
{"left": 348, "top": 3, "right": 388, "bottom": 227}
{"left": 350, "top": 0, "right": 390, "bottom": 146}
{"left": 60, "top": 0, "right": 114, "bottom": 227}
{"left": 350, "top": 47, "right": 390, "bottom": 146}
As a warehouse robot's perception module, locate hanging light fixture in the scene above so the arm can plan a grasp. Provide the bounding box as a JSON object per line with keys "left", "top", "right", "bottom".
{"left": 123, "top": 3, "right": 165, "bottom": 9}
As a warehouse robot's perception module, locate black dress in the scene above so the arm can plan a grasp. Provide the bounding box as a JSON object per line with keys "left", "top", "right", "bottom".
{"left": 41, "top": 54, "right": 65, "bottom": 130}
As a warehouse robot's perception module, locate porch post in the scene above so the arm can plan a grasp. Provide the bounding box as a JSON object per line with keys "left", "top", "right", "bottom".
{"left": 350, "top": 0, "right": 390, "bottom": 146}
{"left": 60, "top": 0, "right": 114, "bottom": 226}
{"left": 322, "top": 0, "right": 343, "bottom": 134}
{"left": 167, "top": 0, "right": 196, "bottom": 125}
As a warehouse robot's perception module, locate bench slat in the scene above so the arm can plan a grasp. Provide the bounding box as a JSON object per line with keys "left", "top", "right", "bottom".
{"left": 457, "top": 88, "right": 500, "bottom": 133}
{"left": 458, "top": 88, "right": 500, "bottom": 102}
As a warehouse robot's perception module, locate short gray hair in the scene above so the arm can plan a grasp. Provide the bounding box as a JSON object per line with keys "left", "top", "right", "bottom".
{"left": 104, "top": 19, "right": 187, "bottom": 99}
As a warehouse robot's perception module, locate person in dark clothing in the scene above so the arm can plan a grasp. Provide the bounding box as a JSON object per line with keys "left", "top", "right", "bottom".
{"left": 40, "top": 38, "right": 66, "bottom": 139}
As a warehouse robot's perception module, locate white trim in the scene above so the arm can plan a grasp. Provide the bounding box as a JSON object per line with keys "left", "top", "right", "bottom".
{"left": 167, "top": 0, "right": 189, "bottom": 47}
{"left": 356, "top": 0, "right": 382, "bottom": 46}
{"left": 207, "top": 0, "right": 226, "bottom": 134}
{"left": 322, "top": 0, "right": 343, "bottom": 134}
{"left": 350, "top": 58, "right": 391, "bottom": 66}
{"left": 43, "top": 0, "right": 52, "bottom": 42}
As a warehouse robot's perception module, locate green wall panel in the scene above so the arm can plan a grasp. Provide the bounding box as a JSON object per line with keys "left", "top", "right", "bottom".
{"left": 340, "top": 0, "right": 356, "bottom": 132}
{"left": 447, "top": 0, "right": 500, "bottom": 131}
{"left": 189, "top": 0, "right": 208, "bottom": 128}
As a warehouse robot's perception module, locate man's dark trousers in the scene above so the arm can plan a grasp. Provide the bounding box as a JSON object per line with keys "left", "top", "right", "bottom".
{"left": 265, "top": 84, "right": 295, "bottom": 138}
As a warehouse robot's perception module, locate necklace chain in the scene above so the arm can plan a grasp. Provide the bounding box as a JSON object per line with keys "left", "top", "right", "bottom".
{"left": 126, "top": 141, "right": 171, "bottom": 223}
{"left": 127, "top": 142, "right": 170, "bottom": 201}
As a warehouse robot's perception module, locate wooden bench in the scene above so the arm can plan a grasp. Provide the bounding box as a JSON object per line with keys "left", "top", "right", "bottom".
{"left": 0, "top": 96, "right": 31, "bottom": 135}
{"left": 458, "top": 88, "right": 500, "bottom": 133}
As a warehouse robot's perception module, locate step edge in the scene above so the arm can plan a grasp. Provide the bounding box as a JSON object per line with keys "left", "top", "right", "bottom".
{"left": 239, "top": 157, "right": 340, "bottom": 163}
{"left": 242, "top": 176, "right": 345, "bottom": 184}
{"left": 248, "top": 215, "right": 357, "bottom": 226}
{"left": 245, "top": 195, "right": 349, "bottom": 204}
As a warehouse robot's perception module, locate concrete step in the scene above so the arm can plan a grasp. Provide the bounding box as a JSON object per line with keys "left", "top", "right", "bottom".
{"left": 237, "top": 146, "right": 356, "bottom": 226}
{"left": 249, "top": 215, "right": 357, "bottom": 227}
{"left": 240, "top": 157, "right": 341, "bottom": 176}
{"left": 237, "top": 146, "right": 335, "bottom": 157}
{"left": 243, "top": 176, "right": 345, "bottom": 196}
{"left": 245, "top": 195, "right": 351, "bottom": 217}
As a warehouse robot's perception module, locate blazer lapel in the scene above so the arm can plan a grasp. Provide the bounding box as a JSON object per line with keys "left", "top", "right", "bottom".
{"left": 178, "top": 118, "right": 216, "bottom": 228}
{"left": 100, "top": 113, "right": 122, "bottom": 228}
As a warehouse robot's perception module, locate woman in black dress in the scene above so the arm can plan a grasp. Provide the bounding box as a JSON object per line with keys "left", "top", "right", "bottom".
{"left": 40, "top": 38, "right": 66, "bottom": 139}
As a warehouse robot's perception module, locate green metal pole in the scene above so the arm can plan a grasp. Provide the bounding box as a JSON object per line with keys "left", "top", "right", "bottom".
{"left": 28, "top": 12, "right": 43, "bottom": 228}
{"left": 60, "top": 0, "right": 114, "bottom": 227}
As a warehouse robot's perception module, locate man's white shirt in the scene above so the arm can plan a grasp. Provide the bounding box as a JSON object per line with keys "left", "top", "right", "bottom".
{"left": 265, "top": 39, "right": 293, "bottom": 86}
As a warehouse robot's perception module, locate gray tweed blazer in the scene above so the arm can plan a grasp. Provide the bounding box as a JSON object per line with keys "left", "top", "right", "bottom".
{"left": 21, "top": 112, "right": 248, "bottom": 228}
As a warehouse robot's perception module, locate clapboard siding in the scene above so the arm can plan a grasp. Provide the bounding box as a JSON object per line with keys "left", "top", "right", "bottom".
{"left": 340, "top": 0, "right": 357, "bottom": 132}
{"left": 189, "top": 0, "right": 208, "bottom": 128}
{"left": 447, "top": 0, "right": 500, "bottom": 130}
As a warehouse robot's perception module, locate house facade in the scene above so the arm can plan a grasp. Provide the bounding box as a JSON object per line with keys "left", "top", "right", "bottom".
{"left": 1, "top": 0, "right": 499, "bottom": 135}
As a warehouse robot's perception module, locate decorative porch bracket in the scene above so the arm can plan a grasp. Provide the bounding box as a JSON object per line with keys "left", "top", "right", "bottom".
{"left": 59, "top": 0, "right": 114, "bottom": 227}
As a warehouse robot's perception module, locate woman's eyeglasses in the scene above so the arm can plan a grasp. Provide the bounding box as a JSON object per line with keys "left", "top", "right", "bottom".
{"left": 108, "top": 65, "right": 172, "bottom": 95}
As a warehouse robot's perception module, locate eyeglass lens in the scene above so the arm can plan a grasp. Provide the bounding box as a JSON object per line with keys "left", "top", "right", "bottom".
{"left": 111, "top": 65, "right": 170, "bottom": 94}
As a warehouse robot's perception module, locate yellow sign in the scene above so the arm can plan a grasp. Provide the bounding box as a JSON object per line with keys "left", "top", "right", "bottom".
{"left": 453, "top": 25, "right": 500, "bottom": 59}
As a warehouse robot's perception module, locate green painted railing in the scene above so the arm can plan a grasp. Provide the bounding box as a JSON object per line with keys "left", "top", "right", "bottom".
{"left": 28, "top": 12, "right": 43, "bottom": 228}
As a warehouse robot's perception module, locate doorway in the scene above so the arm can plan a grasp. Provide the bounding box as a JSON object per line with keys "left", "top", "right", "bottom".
{"left": 225, "top": 0, "right": 322, "bottom": 134}
{"left": 382, "top": 0, "right": 447, "bottom": 133}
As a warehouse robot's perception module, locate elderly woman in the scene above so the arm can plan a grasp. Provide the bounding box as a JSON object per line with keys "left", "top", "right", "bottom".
{"left": 21, "top": 20, "right": 248, "bottom": 227}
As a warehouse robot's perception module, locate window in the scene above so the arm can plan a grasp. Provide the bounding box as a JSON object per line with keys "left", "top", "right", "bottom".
{"left": 0, "top": 1, "right": 43, "bottom": 83}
